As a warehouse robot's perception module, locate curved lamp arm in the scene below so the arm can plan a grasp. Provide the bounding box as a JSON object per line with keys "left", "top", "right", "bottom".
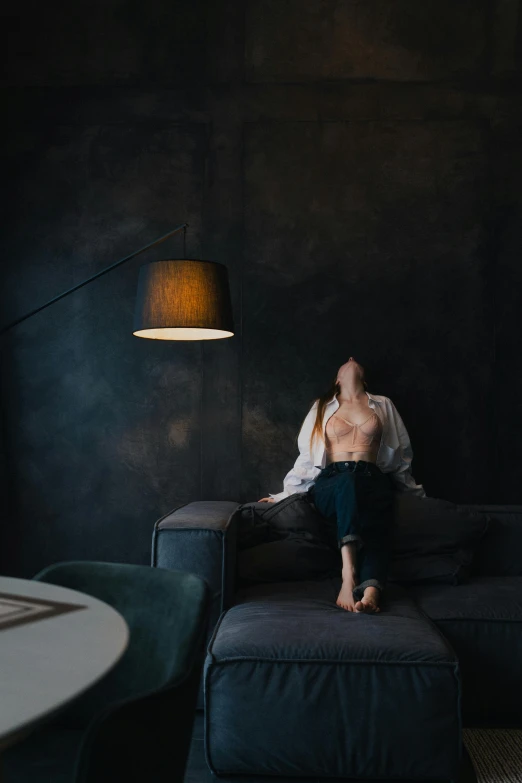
{"left": 0, "top": 223, "right": 189, "bottom": 336}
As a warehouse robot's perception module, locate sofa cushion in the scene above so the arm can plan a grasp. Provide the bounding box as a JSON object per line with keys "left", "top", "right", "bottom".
{"left": 407, "top": 577, "right": 522, "bottom": 725}
{"left": 236, "top": 495, "right": 341, "bottom": 585}
{"left": 237, "top": 495, "right": 334, "bottom": 548}
{"left": 458, "top": 504, "right": 522, "bottom": 577}
{"left": 204, "top": 578, "right": 461, "bottom": 779}
{"left": 389, "top": 494, "right": 491, "bottom": 585}
{"left": 236, "top": 493, "right": 491, "bottom": 587}
{"left": 237, "top": 538, "right": 341, "bottom": 584}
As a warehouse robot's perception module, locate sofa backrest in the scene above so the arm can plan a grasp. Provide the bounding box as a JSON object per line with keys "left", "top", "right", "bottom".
{"left": 458, "top": 504, "right": 522, "bottom": 577}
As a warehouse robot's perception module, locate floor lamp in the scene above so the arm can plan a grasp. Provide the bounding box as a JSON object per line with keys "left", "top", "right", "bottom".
{"left": 0, "top": 223, "right": 235, "bottom": 571}
{"left": 0, "top": 223, "right": 235, "bottom": 340}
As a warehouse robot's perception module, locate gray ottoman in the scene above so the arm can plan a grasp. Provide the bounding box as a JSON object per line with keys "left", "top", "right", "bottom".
{"left": 204, "top": 579, "right": 462, "bottom": 780}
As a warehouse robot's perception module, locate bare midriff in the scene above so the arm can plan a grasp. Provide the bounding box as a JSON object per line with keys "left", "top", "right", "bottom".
{"left": 324, "top": 395, "right": 382, "bottom": 467}
{"left": 326, "top": 447, "right": 380, "bottom": 466}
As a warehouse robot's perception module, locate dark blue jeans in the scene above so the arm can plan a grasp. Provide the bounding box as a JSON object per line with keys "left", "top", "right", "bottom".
{"left": 307, "top": 460, "right": 394, "bottom": 601}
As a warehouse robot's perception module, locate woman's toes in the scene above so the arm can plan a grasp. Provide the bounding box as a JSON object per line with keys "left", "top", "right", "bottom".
{"left": 354, "top": 596, "right": 381, "bottom": 613}
{"left": 357, "top": 587, "right": 381, "bottom": 613}
{"left": 336, "top": 597, "right": 356, "bottom": 612}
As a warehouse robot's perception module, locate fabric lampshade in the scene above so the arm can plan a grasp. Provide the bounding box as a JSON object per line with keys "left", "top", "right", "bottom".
{"left": 133, "top": 259, "right": 234, "bottom": 340}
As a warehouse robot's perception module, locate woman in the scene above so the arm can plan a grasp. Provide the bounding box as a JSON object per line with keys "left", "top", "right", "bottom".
{"left": 258, "top": 357, "right": 426, "bottom": 615}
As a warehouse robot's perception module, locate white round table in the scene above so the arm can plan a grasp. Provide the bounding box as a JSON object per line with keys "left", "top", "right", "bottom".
{"left": 0, "top": 575, "right": 129, "bottom": 749}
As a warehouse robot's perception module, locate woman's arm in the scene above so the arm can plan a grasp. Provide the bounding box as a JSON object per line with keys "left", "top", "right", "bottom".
{"left": 388, "top": 400, "right": 427, "bottom": 498}
{"left": 269, "top": 402, "right": 320, "bottom": 502}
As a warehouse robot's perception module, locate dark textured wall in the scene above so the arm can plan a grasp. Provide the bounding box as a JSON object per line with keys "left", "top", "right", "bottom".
{"left": 2, "top": 0, "right": 521, "bottom": 576}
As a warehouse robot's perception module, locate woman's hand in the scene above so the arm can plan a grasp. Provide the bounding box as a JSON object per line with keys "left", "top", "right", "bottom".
{"left": 258, "top": 497, "right": 276, "bottom": 503}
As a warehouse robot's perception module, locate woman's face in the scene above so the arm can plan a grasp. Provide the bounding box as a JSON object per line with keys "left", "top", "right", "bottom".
{"left": 336, "top": 357, "right": 364, "bottom": 384}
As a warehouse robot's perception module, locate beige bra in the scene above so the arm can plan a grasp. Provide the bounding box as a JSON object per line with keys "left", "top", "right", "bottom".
{"left": 325, "top": 411, "right": 382, "bottom": 453}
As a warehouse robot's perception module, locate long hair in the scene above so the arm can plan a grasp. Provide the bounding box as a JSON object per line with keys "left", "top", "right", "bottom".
{"left": 305, "top": 366, "right": 369, "bottom": 457}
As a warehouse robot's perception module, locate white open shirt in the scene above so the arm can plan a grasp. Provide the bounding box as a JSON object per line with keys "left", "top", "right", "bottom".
{"left": 269, "top": 391, "right": 427, "bottom": 502}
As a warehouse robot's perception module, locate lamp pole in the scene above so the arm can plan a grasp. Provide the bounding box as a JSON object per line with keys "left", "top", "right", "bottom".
{"left": 0, "top": 223, "right": 189, "bottom": 336}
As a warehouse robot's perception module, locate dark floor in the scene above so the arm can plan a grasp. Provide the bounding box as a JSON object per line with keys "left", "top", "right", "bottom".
{"left": 186, "top": 711, "right": 477, "bottom": 783}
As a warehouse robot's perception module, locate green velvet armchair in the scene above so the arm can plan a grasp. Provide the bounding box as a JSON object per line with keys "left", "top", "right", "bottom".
{"left": 2, "top": 561, "right": 210, "bottom": 783}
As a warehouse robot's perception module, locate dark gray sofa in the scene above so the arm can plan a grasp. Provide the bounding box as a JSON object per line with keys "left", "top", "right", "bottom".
{"left": 151, "top": 500, "right": 522, "bottom": 781}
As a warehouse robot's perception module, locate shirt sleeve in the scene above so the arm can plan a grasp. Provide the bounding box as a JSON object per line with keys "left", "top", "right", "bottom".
{"left": 388, "top": 400, "right": 427, "bottom": 498}
{"left": 269, "top": 402, "right": 321, "bottom": 502}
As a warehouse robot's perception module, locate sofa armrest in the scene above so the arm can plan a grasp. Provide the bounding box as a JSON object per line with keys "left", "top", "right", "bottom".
{"left": 151, "top": 500, "right": 240, "bottom": 711}
{"left": 152, "top": 500, "right": 240, "bottom": 615}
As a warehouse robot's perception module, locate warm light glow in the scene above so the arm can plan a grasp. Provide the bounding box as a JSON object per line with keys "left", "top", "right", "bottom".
{"left": 133, "top": 259, "right": 234, "bottom": 340}
{"left": 133, "top": 327, "right": 234, "bottom": 340}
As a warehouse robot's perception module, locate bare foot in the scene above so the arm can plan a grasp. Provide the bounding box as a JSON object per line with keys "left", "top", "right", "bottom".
{"left": 354, "top": 586, "right": 381, "bottom": 613}
{"left": 336, "top": 569, "right": 358, "bottom": 612}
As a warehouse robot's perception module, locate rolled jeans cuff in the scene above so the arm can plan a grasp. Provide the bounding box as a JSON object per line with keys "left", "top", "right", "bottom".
{"left": 338, "top": 534, "right": 363, "bottom": 551}
{"left": 352, "top": 578, "right": 383, "bottom": 601}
